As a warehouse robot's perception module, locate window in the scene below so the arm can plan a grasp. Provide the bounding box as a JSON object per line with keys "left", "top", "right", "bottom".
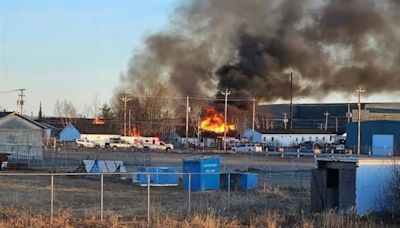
{"left": 263, "top": 137, "right": 266, "bottom": 142}
{"left": 271, "top": 137, "right": 274, "bottom": 142}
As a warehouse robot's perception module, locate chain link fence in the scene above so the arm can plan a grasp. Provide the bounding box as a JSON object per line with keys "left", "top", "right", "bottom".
{"left": 0, "top": 169, "right": 312, "bottom": 224}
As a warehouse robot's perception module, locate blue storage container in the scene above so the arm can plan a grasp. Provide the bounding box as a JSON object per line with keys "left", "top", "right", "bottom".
{"left": 183, "top": 156, "right": 220, "bottom": 191}
{"left": 137, "top": 167, "right": 179, "bottom": 186}
{"left": 241, "top": 173, "right": 258, "bottom": 191}
{"left": 221, "top": 172, "right": 258, "bottom": 191}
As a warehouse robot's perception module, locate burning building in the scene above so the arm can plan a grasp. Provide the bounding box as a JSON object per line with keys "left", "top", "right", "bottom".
{"left": 199, "top": 106, "right": 235, "bottom": 134}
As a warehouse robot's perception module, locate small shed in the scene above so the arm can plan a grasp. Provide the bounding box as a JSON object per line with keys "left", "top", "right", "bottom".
{"left": 311, "top": 157, "right": 400, "bottom": 215}
{"left": 0, "top": 112, "right": 45, "bottom": 160}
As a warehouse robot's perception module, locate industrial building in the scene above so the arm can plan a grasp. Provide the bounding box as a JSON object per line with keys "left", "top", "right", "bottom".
{"left": 239, "top": 128, "right": 337, "bottom": 147}
{"left": 346, "top": 121, "right": 400, "bottom": 156}
{"left": 0, "top": 112, "right": 45, "bottom": 160}
{"left": 59, "top": 119, "right": 118, "bottom": 142}
{"left": 311, "top": 157, "right": 400, "bottom": 215}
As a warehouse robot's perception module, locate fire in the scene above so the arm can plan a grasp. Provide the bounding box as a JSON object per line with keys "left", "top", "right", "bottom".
{"left": 200, "top": 106, "right": 235, "bottom": 134}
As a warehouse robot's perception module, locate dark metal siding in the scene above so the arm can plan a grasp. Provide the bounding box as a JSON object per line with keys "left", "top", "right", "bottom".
{"left": 346, "top": 121, "right": 400, "bottom": 155}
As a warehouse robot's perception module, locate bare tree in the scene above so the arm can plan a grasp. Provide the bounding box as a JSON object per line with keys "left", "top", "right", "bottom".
{"left": 382, "top": 164, "right": 400, "bottom": 218}
{"left": 53, "top": 99, "right": 78, "bottom": 127}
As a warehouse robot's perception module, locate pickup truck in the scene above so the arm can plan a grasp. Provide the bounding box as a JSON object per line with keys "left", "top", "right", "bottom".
{"left": 142, "top": 141, "right": 174, "bottom": 151}
{"left": 231, "top": 144, "right": 263, "bottom": 152}
{"left": 109, "top": 139, "right": 134, "bottom": 151}
{"left": 76, "top": 139, "right": 98, "bottom": 148}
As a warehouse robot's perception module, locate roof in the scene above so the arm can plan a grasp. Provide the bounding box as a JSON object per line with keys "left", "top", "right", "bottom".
{"left": 317, "top": 156, "right": 400, "bottom": 165}
{"left": 252, "top": 128, "right": 336, "bottom": 135}
{"left": 73, "top": 119, "right": 118, "bottom": 134}
{"left": 36, "top": 117, "right": 76, "bottom": 129}
{"left": 0, "top": 112, "right": 46, "bottom": 129}
{"left": 0, "top": 112, "right": 12, "bottom": 118}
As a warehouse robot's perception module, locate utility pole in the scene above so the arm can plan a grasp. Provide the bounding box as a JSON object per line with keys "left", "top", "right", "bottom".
{"left": 17, "top": 89, "right": 26, "bottom": 115}
{"left": 357, "top": 87, "right": 366, "bottom": 156}
{"left": 251, "top": 97, "right": 256, "bottom": 150}
{"left": 186, "top": 96, "right": 190, "bottom": 150}
{"left": 324, "top": 112, "right": 329, "bottom": 131}
{"left": 289, "top": 72, "right": 293, "bottom": 130}
{"left": 221, "top": 89, "right": 231, "bottom": 153}
{"left": 120, "top": 95, "right": 132, "bottom": 136}
{"left": 335, "top": 117, "right": 338, "bottom": 133}
{"left": 283, "top": 113, "right": 288, "bottom": 130}
{"left": 128, "top": 109, "right": 132, "bottom": 136}
{"left": 346, "top": 103, "right": 351, "bottom": 123}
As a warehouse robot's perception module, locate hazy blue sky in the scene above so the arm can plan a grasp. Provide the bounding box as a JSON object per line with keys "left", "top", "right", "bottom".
{"left": 1, "top": 0, "right": 396, "bottom": 117}
{"left": 0, "top": 0, "right": 176, "bottom": 116}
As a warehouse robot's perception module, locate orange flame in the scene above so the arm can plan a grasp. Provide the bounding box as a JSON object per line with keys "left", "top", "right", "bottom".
{"left": 200, "top": 106, "right": 235, "bottom": 134}
{"left": 92, "top": 117, "right": 105, "bottom": 125}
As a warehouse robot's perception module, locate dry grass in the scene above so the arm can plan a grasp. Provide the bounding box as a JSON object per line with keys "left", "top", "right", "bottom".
{"left": 0, "top": 208, "right": 394, "bottom": 228}
{"left": 0, "top": 171, "right": 395, "bottom": 227}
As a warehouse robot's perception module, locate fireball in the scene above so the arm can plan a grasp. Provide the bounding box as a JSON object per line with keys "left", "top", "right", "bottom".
{"left": 199, "top": 106, "right": 235, "bottom": 134}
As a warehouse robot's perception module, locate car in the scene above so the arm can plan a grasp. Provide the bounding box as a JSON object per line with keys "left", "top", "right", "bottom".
{"left": 299, "top": 141, "right": 320, "bottom": 153}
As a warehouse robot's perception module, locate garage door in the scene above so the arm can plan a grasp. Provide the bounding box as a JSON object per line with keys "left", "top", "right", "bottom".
{"left": 372, "top": 134, "right": 393, "bottom": 156}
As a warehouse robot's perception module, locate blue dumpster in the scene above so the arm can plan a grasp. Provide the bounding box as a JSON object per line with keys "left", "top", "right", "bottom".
{"left": 241, "top": 173, "right": 258, "bottom": 191}
{"left": 137, "top": 167, "right": 179, "bottom": 186}
{"left": 221, "top": 172, "right": 258, "bottom": 191}
{"left": 183, "top": 156, "right": 220, "bottom": 191}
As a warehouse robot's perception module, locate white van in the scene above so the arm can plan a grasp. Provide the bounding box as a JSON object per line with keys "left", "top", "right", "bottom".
{"left": 231, "top": 144, "right": 262, "bottom": 152}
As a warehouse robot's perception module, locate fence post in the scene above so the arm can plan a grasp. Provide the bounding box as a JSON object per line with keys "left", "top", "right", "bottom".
{"left": 227, "top": 172, "right": 231, "bottom": 213}
{"left": 298, "top": 171, "right": 303, "bottom": 212}
{"left": 188, "top": 173, "right": 191, "bottom": 216}
{"left": 50, "top": 174, "right": 54, "bottom": 224}
{"left": 147, "top": 172, "right": 151, "bottom": 224}
{"left": 291, "top": 160, "right": 295, "bottom": 184}
{"left": 100, "top": 173, "right": 104, "bottom": 222}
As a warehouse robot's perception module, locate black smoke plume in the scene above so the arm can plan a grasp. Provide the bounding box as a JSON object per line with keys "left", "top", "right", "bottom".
{"left": 120, "top": 0, "right": 400, "bottom": 103}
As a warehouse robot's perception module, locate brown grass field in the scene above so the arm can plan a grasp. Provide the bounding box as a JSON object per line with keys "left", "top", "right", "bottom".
{"left": 0, "top": 172, "right": 397, "bottom": 227}
{"left": 0, "top": 151, "right": 398, "bottom": 227}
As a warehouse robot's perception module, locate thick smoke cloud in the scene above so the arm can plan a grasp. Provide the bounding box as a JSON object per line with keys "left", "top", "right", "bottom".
{"left": 121, "top": 0, "right": 400, "bottom": 102}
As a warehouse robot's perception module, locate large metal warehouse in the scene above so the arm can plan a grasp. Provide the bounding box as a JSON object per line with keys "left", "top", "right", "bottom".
{"left": 346, "top": 120, "right": 400, "bottom": 156}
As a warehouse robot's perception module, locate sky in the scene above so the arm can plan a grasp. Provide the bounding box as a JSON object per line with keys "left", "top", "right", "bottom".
{"left": 0, "top": 0, "right": 397, "bottom": 117}
{"left": 0, "top": 0, "right": 176, "bottom": 116}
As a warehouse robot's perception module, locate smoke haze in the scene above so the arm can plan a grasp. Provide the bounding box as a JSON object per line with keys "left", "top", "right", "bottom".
{"left": 120, "top": 0, "right": 400, "bottom": 102}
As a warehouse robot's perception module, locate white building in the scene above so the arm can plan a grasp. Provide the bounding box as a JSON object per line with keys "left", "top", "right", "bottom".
{"left": 239, "top": 129, "right": 337, "bottom": 147}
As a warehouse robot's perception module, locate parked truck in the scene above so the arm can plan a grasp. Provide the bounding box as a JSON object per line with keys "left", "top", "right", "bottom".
{"left": 142, "top": 141, "right": 174, "bottom": 151}
{"left": 76, "top": 139, "right": 98, "bottom": 148}
{"left": 109, "top": 138, "right": 134, "bottom": 151}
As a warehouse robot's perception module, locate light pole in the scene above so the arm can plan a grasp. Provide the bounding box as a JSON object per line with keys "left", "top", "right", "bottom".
{"left": 221, "top": 89, "right": 231, "bottom": 153}
{"left": 356, "top": 87, "right": 365, "bottom": 156}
